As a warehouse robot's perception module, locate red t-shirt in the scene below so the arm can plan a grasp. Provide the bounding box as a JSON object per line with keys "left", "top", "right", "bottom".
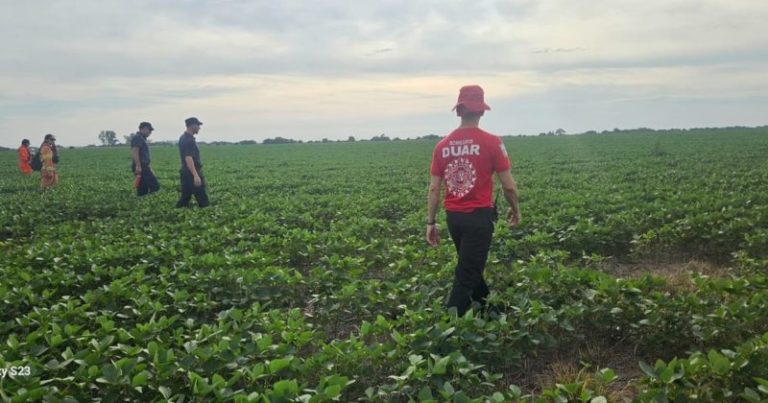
{"left": 430, "top": 128, "right": 511, "bottom": 213}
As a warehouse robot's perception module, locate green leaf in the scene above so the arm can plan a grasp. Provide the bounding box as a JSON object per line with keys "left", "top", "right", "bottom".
{"left": 131, "top": 371, "right": 149, "bottom": 387}
{"left": 6, "top": 334, "right": 19, "bottom": 350}
{"left": 597, "top": 368, "right": 617, "bottom": 384}
{"left": 418, "top": 385, "right": 433, "bottom": 401}
{"left": 189, "top": 371, "right": 210, "bottom": 396}
{"left": 584, "top": 289, "right": 598, "bottom": 300}
{"left": 64, "top": 324, "right": 80, "bottom": 336}
{"left": 249, "top": 363, "right": 265, "bottom": 379}
{"left": 212, "top": 373, "right": 226, "bottom": 388}
{"left": 269, "top": 357, "right": 292, "bottom": 373}
{"left": 101, "top": 320, "right": 115, "bottom": 332}
{"left": 272, "top": 379, "right": 299, "bottom": 398}
{"left": 639, "top": 361, "right": 657, "bottom": 378}
{"left": 440, "top": 327, "right": 456, "bottom": 338}
{"left": 256, "top": 334, "right": 272, "bottom": 351}
{"left": 708, "top": 350, "right": 731, "bottom": 375}
{"left": 360, "top": 321, "right": 372, "bottom": 336}
{"left": 50, "top": 334, "right": 64, "bottom": 347}
{"left": 147, "top": 341, "right": 159, "bottom": 357}
{"left": 754, "top": 377, "right": 768, "bottom": 394}
{"left": 100, "top": 364, "right": 121, "bottom": 383}
{"left": 432, "top": 355, "right": 451, "bottom": 375}
{"left": 491, "top": 392, "right": 505, "bottom": 402}
{"left": 158, "top": 386, "right": 172, "bottom": 399}
{"left": 61, "top": 347, "right": 74, "bottom": 360}
{"left": 229, "top": 308, "right": 243, "bottom": 321}
{"left": 660, "top": 366, "right": 675, "bottom": 383}
{"left": 452, "top": 391, "right": 471, "bottom": 403}
{"left": 324, "top": 384, "right": 342, "bottom": 398}
{"left": 409, "top": 354, "right": 424, "bottom": 365}
{"left": 375, "top": 315, "right": 389, "bottom": 329}
{"left": 742, "top": 388, "right": 762, "bottom": 403}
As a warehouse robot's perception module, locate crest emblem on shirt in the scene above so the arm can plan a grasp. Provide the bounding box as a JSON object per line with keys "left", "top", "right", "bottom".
{"left": 444, "top": 158, "right": 477, "bottom": 198}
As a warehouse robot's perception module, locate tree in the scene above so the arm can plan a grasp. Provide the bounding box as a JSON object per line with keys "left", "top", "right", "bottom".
{"left": 98, "top": 130, "right": 119, "bottom": 146}
{"left": 555, "top": 128, "right": 566, "bottom": 136}
{"left": 347, "top": 136, "right": 356, "bottom": 142}
{"left": 370, "top": 133, "right": 390, "bottom": 142}
{"left": 263, "top": 137, "right": 296, "bottom": 145}
{"left": 123, "top": 133, "right": 136, "bottom": 144}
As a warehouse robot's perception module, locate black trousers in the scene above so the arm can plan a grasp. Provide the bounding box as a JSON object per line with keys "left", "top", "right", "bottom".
{"left": 136, "top": 166, "right": 160, "bottom": 196}
{"left": 446, "top": 208, "right": 495, "bottom": 316}
{"left": 176, "top": 170, "right": 209, "bottom": 208}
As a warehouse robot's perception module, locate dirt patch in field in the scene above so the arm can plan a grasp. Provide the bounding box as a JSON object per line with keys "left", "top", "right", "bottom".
{"left": 495, "top": 257, "right": 734, "bottom": 398}
{"left": 598, "top": 258, "right": 733, "bottom": 292}
{"left": 504, "top": 340, "right": 645, "bottom": 400}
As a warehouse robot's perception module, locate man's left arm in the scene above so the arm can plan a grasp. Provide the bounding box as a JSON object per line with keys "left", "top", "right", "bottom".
{"left": 492, "top": 138, "right": 519, "bottom": 227}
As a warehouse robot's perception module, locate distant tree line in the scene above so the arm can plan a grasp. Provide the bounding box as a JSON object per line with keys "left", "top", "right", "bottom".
{"left": 578, "top": 126, "right": 768, "bottom": 136}
{"left": 88, "top": 130, "right": 449, "bottom": 147}
{"left": 6, "top": 126, "right": 762, "bottom": 150}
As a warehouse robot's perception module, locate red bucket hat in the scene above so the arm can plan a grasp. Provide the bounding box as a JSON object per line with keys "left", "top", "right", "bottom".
{"left": 452, "top": 85, "right": 491, "bottom": 114}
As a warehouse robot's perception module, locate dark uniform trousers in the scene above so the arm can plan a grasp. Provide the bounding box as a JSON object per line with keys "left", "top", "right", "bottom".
{"left": 176, "top": 169, "right": 210, "bottom": 208}
{"left": 136, "top": 165, "right": 160, "bottom": 196}
{"left": 446, "top": 207, "right": 495, "bottom": 316}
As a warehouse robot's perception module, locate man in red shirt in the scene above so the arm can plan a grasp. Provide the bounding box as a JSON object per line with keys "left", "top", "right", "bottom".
{"left": 427, "top": 85, "right": 521, "bottom": 316}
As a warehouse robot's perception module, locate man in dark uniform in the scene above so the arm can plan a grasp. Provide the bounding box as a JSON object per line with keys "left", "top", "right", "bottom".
{"left": 176, "top": 117, "right": 210, "bottom": 208}
{"left": 131, "top": 122, "right": 160, "bottom": 196}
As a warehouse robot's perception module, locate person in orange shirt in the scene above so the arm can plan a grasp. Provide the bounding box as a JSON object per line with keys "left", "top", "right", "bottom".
{"left": 17, "top": 139, "right": 32, "bottom": 175}
{"left": 39, "top": 134, "right": 59, "bottom": 190}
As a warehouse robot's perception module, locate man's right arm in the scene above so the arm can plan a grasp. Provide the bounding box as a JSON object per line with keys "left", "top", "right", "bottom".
{"left": 184, "top": 156, "right": 202, "bottom": 187}
{"left": 131, "top": 147, "right": 141, "bottom": 175}
{"left": 426, "top": 175, "right": 443, "bottom": 247}
{"left": 496, "top": 170, "right": 520, "bottom": 227}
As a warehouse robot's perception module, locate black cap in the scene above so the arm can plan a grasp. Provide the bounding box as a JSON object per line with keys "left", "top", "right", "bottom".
{"left": 44, "top": 133, "right": 56, "bottom": 141}
{"left": 139, "top": 122, "right": 154, "bottom": 130}
{"left": 22, "top": 139, "right": 30, "bottom": 146}
{"left": 185, "top": 117, "right": 203, "bottom": 126}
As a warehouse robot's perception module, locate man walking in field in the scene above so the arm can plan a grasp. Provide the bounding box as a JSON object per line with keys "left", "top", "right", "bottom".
{"left": 176, "top": 117, "right": 210, "bottom": 208}
{"left": 426, "top": 85, "right": 521, "bottom": 316}
{"left": 131, "top": 122, "right": 160, "bottom": 196}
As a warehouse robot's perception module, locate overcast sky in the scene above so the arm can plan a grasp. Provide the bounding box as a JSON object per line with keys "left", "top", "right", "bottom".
{"left": 1, "top": 0, "right": 766, "bottom": 147}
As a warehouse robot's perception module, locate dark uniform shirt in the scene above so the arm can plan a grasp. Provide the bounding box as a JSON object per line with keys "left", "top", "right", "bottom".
{"left": 131, "top": 134, "right": 150, "bottom": 171}
{"left": 179, "top": 132, "right": 202, "bottom": 172}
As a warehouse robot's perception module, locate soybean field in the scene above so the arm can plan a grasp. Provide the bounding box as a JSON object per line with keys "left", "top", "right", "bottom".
{"left": 1, "top": 128, "right": 768, "bottom": 401}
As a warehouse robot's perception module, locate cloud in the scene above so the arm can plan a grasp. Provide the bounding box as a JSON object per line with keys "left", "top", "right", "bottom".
{"left": 531, "top": 48, "right": 586, "bottom": 54}
{"left": 5, "top": 0, "right": 764, "bottom": 79}
{"left": 0, "top": 0, "right": 766, "bottom": 146}
{"left": 365, "top": 48, "right": 395, "bottom": 57}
